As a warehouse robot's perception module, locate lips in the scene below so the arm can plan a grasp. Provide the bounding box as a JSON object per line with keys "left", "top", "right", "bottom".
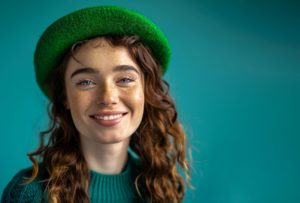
{"left": 89, "top": 111, "right": 127, "bottom": 126}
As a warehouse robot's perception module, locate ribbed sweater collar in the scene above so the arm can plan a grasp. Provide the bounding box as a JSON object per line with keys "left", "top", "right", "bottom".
{"left": 88, "top": 153, "right": 139, "bottom": 202}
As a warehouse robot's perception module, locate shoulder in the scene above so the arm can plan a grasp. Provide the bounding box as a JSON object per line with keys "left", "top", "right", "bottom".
{"left": 1, "top": 164, "right": 48, "bottom": 203}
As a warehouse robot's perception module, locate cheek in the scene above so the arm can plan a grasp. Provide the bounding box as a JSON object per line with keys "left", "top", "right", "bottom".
{"left": 122, "top": 86, "right": 145, "bottom": 113}
{"left": 68, "top": 92, "right": 94, "bottom": 115}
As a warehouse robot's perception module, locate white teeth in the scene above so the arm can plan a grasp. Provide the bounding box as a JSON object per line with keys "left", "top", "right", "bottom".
{"left": 94, "top": 114, "right": 122, "bottom": 120}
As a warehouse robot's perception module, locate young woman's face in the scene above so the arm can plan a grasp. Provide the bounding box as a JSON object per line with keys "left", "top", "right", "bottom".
{"left": 64, "top": 38, "right": 144, "bottom": 144}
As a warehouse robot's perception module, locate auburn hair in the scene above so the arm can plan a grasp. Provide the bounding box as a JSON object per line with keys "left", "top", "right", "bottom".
{"left": 27, "top": 35, "right": 191, "bottom": 202}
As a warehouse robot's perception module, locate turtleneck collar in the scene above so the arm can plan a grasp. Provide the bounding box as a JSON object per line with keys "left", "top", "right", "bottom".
{"left": 88, "top": 152, "right": 141, "bottom": 202}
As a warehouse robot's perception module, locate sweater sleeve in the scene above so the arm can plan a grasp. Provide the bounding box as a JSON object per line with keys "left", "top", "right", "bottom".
{"left": 1, "top": 168, "right": 44, "bottom": 203}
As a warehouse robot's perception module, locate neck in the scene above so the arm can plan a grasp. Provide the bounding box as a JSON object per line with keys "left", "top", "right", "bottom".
{"left": 80, "top": 137, "right": 130, "bottom": 174}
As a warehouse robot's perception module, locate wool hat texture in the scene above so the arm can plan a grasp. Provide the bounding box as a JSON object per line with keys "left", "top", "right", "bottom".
{"left": 34, "top": 5, "right": 171, "bottom": 97}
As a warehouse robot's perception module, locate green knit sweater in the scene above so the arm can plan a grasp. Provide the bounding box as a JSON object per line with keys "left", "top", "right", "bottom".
{"left": 1, "top": 153, "right": 144, "bottom": 203}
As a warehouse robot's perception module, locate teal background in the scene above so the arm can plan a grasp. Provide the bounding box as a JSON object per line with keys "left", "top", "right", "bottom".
{"left": 1, "top": 0, "right": 299, "bottom": 202}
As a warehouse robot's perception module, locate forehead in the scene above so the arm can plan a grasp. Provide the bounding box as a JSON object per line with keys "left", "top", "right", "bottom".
{"left": 65, "top": 37, "right": 139, "bottom": 74}
{"left": 88, "top": 37, "right": 112, "bottom": 47}
{"left": 74, "top": 37, "right": 125, "bottom": 55}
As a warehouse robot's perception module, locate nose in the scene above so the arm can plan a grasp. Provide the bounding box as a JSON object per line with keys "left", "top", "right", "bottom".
{"left": 96, "top": 82, "right": 119, "bottom": 106}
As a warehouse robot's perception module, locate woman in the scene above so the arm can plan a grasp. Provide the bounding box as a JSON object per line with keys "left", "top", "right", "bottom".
{"left": 1, "top": 6, "right": 190, "bottom": 203}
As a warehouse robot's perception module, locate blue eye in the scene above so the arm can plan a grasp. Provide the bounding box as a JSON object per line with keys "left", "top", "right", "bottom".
{"left": 76, "top": 80, "right": 96, "bottom": 88}
{"left": 118, "top": 77, "right": 135, "bottom": 84}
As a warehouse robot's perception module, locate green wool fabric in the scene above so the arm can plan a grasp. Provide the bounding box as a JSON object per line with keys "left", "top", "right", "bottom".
{"left": 34, "top": 5, "right": 171, "bottom": 98}
{"left": 1, "top": 153, "right": 143, "bottom": 203}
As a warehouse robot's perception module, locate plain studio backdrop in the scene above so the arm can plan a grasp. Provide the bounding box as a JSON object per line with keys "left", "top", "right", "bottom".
{"left": 0, "top": 0, "right": 299, "bottom": 202}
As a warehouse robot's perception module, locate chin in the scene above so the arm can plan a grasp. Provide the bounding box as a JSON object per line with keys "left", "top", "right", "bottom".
{"left": 93, "top": 134, "right": 131, "bottom": 144}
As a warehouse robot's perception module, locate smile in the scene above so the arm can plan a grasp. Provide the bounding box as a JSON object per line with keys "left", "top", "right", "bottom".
{"left": 94, "top": 114, "right": 123, "bottom": 120}
{"left": 89, "top": 112, "right": 128, "bottom": 127}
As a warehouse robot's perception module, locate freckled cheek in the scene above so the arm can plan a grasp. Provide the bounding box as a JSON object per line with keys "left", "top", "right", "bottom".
{"left": 68, "top": 91, "right": 95, "bottom": 115}
{"left": 121, "top": 87, "right": 145, "bottom": 114}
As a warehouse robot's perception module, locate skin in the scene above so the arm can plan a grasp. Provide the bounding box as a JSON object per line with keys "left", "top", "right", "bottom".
{"left": 64, "top": 37, "right": 145, "bottom": 174}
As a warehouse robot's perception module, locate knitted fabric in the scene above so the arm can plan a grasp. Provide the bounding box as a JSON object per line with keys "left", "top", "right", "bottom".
{"left": 1, "top": 153, "right": 143, "bottom": 203}
{"left": 34, "top": 5, "right": 171, "bottom": 98}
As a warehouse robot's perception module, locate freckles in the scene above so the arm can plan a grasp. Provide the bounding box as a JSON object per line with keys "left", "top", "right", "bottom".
{"left": 123, "top": 86, "right": 144, "bottom": 101}
{"left": 121, "top": 86, "right": 144, "bottom": 115}
{"left": 69, "top": 92, "right": 92, "bottom": 108}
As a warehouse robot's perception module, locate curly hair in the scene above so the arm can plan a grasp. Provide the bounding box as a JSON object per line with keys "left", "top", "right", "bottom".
{"left": 27, "top": 35, "right": 191, "bottom": 202}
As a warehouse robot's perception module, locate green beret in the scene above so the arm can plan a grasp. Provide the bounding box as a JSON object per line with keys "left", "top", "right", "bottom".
{"left": 34, "top": 5, "right": 171, "bottom": 97}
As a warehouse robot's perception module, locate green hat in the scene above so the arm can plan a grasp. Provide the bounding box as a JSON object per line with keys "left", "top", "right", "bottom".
{"left": 34, "top": 5, "right": 171, "bottom": 97}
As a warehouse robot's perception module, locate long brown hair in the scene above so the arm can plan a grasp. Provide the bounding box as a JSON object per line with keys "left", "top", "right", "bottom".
{"left": 27, "top": 35, "right": 191, "bottom": 202}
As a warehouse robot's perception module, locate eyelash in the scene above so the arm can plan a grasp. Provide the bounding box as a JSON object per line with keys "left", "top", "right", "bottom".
{"left": 75, "top": 77, "right": 135, "bottom": 88}
{"left": 76, "top": 80, "right": 95, "bottom": 87}
{"left": 117, "top": 77, "right": 135, "bottom": 84}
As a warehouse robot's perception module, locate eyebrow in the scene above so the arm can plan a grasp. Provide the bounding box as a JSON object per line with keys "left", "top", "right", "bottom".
{"left": 114, "top": 65, "right": 140, "bottom": 75}
{"left": 70, "top": 65, "right": 140, "bottom": 79}
{"left": 70, "top": 67, "right": 98, "bottom": 78}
